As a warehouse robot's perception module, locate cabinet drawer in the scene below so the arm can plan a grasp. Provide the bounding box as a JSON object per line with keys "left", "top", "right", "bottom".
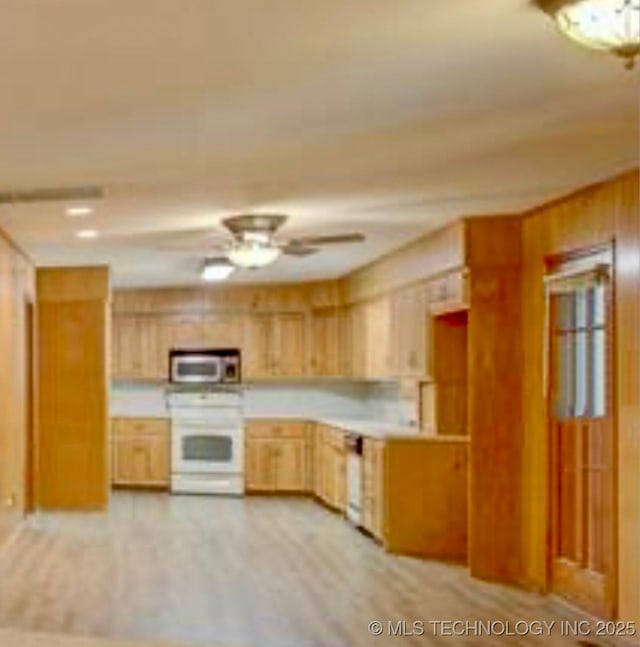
{"left": 245, "top": 420, "right": 308, "bottom": 439}
{"left": 112, "top": 417, "right": 170, "bottom": 438}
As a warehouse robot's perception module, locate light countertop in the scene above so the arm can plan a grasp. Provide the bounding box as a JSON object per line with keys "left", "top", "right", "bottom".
{"left": 110, "top": 409, "right": 421, "bottom": 440}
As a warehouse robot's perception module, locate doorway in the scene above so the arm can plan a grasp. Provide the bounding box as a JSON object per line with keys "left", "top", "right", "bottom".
{"left": 546, "top": 255, "right": 615, "bottom": 618}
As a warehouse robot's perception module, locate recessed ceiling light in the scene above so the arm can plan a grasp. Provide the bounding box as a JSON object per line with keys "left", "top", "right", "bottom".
{"left": 75, "top": 229, "right": 99, "bottom": 239}
{"left": 202, "top": 258, "right": 235, "bottom": 282}
{"left": 66, "top": 206, "right": 93, "bottom": 217}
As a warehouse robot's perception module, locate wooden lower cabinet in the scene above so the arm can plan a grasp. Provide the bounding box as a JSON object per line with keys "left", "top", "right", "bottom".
{"left": 111, "top": 418, "right": 171, "bottom": 488}
{"left": 383, "top": 436, "right": 469, "bottom": 561}
{"left": 245, "top": 421, "right": 309, "bottom": 493}
{"left": 362, "top": 437, "right": 385, "bottom": 539}
{"left": 312, "top": 424, "right": 347, "bottom": 512}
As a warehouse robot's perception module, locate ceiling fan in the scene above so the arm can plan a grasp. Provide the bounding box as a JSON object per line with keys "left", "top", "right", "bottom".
{"left": 163, "top": 214, "right": 366, "bottom": 275}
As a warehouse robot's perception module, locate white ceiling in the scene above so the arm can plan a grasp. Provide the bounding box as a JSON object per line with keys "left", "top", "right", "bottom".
{"left": 0, "top": 0, "right": 636, "bottom": 287}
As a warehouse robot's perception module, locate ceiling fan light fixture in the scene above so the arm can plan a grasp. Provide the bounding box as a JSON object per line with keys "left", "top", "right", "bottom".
{"left": 202, "top": 258, "right": 235, "bottom": 282}
{"left": 536, "top": 0, "right": 640, "bottom": 68}
{"left": 226, "top": 240, "right": 281, "bottom": 269}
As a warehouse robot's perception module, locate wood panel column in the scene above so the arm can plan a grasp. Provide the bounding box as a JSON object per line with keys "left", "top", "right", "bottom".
{"left": 466, "top": 217, "right": 524, "bottom": 584}
{"left": 36, "top": 267, "right": 110, "bottom": 510}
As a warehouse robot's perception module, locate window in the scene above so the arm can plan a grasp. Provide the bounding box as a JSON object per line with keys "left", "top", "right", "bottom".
{"left": 551, "top": 281, "right": 607, "bottom": 420}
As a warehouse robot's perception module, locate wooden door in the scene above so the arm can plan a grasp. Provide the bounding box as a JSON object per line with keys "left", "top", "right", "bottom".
{"left": 272, "top": 313, "right": 306, "bottom": 377}
{"left": 548, "top": 275, "right": 614, "bottom": 618}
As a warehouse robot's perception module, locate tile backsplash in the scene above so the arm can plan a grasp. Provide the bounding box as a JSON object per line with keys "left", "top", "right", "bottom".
{"left": 110, "top": 379, "right": 417, "bottom": 425}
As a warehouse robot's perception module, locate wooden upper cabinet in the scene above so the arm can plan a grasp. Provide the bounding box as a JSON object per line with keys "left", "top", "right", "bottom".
{"left": 112, "top": 315, "right": 142, "bottom": 380}
{"left": 348, "top": 303, "right": 367, "bottom": 379}
{"left": 242, "top": 314, "right": 273, "bottom": 379}
{"left": 112, "top": 315, "right": 166, "bottom": 381}
{"left": 204, "top": 314, "right": 243, "bottom": 349}
{"left": 364, "top": 297, "right": 393, "bottom": 379}
{"left": 168, "top": 313, "right": 205, "bottom": 350}
{"left": 426, "top": 270, "right": 469, "bottom": 315}
{"left": 392, "top": 283, "right": 430, "bottom": 378}
{"left": 272, "top": 313, "right": 306, "bottom": 378}
{"left": 310, "top": 307, "right": 340, "bottom": 377}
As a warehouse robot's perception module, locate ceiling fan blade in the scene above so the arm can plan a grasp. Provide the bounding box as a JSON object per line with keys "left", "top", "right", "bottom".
{"left": 281, "top": 245, "right": 319, "bottom": 257}
{"left": 287, "top": 233, "right": 365, "bottom": 246}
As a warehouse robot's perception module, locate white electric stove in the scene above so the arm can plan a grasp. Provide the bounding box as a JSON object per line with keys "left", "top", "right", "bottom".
{"left": 167, "top": 389, "right": 244, "bottom": 495}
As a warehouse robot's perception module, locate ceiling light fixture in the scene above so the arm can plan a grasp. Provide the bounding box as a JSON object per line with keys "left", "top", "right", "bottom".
{"left": 75, "top": 229, "right": 99, "bottom": 239}
{"left": 66, "top": 205, "right": 93, "bottom": 217}
{"left": 226, "top": 240, "right": 282, "bottom": 269}
{"left": 536, "top": 0, "right": 640, "bottom": 69}
{"left": 201, "top": 258, "right": 235, "bottom": 282}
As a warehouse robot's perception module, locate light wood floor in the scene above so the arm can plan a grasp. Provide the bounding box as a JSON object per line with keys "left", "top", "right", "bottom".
{"left": 0, "top": 492, "right": 629, "bottom": 647}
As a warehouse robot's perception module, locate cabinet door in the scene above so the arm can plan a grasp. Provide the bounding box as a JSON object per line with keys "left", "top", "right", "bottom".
{"left": 310, "top": 308, "right": 339, "bottom": 376}
{"left": 112, "top": 434, "right": 142, "bottom": 484}
{"left": 337, "top": 307, "right": 353, "bottom": 377}
{"left": 426, "top": 270, "right": 469, "bottom": 315}
{"left": 138, "top": 316, "right": 166, "bottom": 380}
{"left": 112, "top": 315, "right": 143, "bottom": 379}
{"left": 204, "top": 314, "right": 243, "bottom": 349}
{"left": 274, "top": 438, "right": 307, "bottom": 491}
{"left": 112, "top": 434, "right": 169, "bottom": 486}
{"left": 393, "top": 284, "right": 429, "bottom": 378}
{"left": 365, "top": 298, "right": 393, "bottom": 379}
{"left": 167, "top": 313, "right": 205, "bottom": 350}
{"left": 111, "top": 419, "right": 170, "bottom": 487}
{"left": 348, "top": 304, "right": 367, "bottom": 378}
{"left": 272, "top": 313, "right": 306, "bottom": 377}
{"left": 242, "top": 315, "right": 272, "bottom": 379}
{"left": 245, "top": 438, "right": 276, "bottom": 492}
{"left": 363, "top": 438, "right": 385, "bottom": 539}
{"left": 333, "top": 444, "right": 347, "bottom": 512}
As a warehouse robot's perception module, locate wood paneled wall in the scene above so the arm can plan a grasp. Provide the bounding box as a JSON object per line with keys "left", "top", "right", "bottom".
{"left": 0, "top": 232, "right": 35, "bottom": 539}
{"left": 466, "top": 216, "right": 524, "bottom": 584}
{"left": 520, "top": 171, "right": 640, "bottom": 623}
{"left": 37, "top": 267, "right": 110, "bottom": 510}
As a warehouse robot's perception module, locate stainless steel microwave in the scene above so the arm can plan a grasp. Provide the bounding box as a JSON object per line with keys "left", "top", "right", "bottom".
{"left": 169, "top": 349, "right": 241, "bottom": 385}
